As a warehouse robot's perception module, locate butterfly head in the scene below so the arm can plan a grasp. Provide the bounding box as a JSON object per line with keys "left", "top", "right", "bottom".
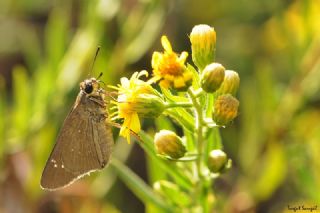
{"left": 80, "top": 78, "right": 103, "bottom": 95}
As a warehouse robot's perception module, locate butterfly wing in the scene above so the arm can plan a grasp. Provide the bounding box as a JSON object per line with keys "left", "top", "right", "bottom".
{"left": 40, "top": 93, "right": 113, "bottom": 190}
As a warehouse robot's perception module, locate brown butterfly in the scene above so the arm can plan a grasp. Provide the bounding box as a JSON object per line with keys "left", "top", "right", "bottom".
{"left": 40, "top": 76, "right": 114, "bottom": 191}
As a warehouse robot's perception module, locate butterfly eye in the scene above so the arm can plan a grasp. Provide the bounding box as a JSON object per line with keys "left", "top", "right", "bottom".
{"left": 84, "top": 83, "right": 93, "bottom": 94}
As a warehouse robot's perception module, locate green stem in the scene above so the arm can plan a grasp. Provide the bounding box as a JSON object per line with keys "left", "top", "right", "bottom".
{"left": 188, "top": 87, "right": 212, "bottom": 212}
{"left": 193, "top": 88, "right": 204, "bottom": 98}
{"left": 187, "top": 88, "right": 204, "bottom": 178}
{"left": 166, "top": 102, "right": 193, "bottom": 108}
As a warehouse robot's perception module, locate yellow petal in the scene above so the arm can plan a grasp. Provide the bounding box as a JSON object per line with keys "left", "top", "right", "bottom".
{"left": 120, "top": 125, "right": 130, "bottom": 143}
{"left": 164, "top": 74, "right": 175, "bottom": 81}
{"left": 152, "top": 52, "right": 162, "bottom": 68}
{"left": 119, "top": 112, "right": 141, "bottom": 144}
{"left": 159, "top": 79, "right": 171, "bottom": 88}
{"left": 137, "top": 70, "right": 148, "bottom": 78}
{"left": 179, "top": 51, "right": 188, "bottom": 63}
{"left": 148, "top": 76, "right": 161, "bottom": 84}
{"left": 130, "top": 113, "right": 141, "bottom": 133}
{"left": 161, "top": 36, "right": 172, "bottom": 53}
{"left": 183, "top": 71, "right": 193, "bottom": 81}
{"left": 120, "top": 118, "right": 132, "bottom": 144}
{"left": 120, "top": 77, "right": 130, "bottom": 88}
{"left": 174, "top": 76, "right": 186, "bottom": 88}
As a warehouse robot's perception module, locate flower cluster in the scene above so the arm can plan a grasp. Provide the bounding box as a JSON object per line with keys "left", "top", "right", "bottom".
{"left": 109, "top": 24, "right": 240, "bottom": 211}
{"left": 110, "top": 24, "right": 239, "bottom": 143}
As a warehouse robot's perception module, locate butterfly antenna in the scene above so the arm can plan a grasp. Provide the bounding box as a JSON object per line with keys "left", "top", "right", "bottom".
{"left": 89, "top": 46, "right": 101, "bottom": 77}
{"left": 97, "top": 72, "right": 103, "bottom": 79}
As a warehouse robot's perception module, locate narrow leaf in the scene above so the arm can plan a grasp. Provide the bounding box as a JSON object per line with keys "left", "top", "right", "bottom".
{"left": 110, "top": 158, "right": 172, "bottom": 211}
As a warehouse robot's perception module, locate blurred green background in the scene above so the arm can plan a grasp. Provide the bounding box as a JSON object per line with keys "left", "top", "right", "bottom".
{"left": 1, "top": 0, "right": 320, "bottom": 212}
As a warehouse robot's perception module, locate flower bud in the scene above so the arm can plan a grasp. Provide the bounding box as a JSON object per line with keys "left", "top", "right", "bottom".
{"left": 154, "top": 130, "right": 186, "bottom": 159}
{"left": 135, "top": 94, "right": 165, "bottom": 117}
{"left": 190, "top": 24, "right": 216, "bottom": 70}
{"left": 212, "top": 94, "right": 239, "bottom": 125}
{"left": 208, "top": 149, "right": 227, "bottom": 173}
{"left": 216, "top": 70, "right": 240, "bottom": 96}
{"left": 118, "top": 92, "right": 165, "bottom": 118}
{"left": 201, "top": 63, "right": 225, "bottom": 93}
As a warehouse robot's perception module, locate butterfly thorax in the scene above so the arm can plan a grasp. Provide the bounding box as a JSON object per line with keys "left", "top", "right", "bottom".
{"left": 75, "top": 78, "right": 107, "bottom": 121}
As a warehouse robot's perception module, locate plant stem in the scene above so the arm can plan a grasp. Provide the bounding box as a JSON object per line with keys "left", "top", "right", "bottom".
{"left": 193, "top": 88, "right": 204, "bottom": 98}
{"left": 188, "top": 87, "right": 210, "bottom": 211}
{"left": 187, "top": 88, "right": 204, "bottom": 178}
{"left": 166, "top": 102, "right": 193, "bottom": 108}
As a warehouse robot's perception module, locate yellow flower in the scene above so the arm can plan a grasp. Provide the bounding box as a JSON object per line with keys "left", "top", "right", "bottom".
{"left": 110, "top": 71, "right": 165, "bottom": 143}
{"left": 151, "top": 36, "right": 193, "bottom": 90}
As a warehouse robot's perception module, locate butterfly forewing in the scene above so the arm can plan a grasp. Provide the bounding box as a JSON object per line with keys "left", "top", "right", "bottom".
{"left": 40, "top": 89, "right": 113, "bottom": 190}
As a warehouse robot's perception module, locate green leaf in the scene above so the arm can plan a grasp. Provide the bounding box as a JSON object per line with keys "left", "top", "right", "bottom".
{"left": 160, "top": 88, "right": 195, "bottom": 132}
{"left": 252, "top": 143, "right": 286, "bottom": 201}
{"left": 146, "top": 153, "right": 168, "bottom": 213}
{"left": 164, "top": 108, "right": 195, "bottom": 133}
{"left": 156, "top": 153, "right": 198, "bottom": 162}
{"left": 187, "top": 63, "right": 200, "bottom": 89}
{"left": 10, "top": 66, "right": 31, "bottom": 146}
{"left": 0, "top": 76, "right": 6, "bottom": 158}
{"left": 155, "top": 115, "right": 175, "bottom": 131}
{"left": 45, "top": 7, "right": 69, "bottom": 71}
{"left": 154, "top": 180, "right": 192, "bottom": 207}
{"left": 204, "top": 128, "right": 222, "bottom": 162}
{"left": 124, "top": 3, "right": 165, "bottom": 63}
{"left": 184, "top": 126, "right": 196, "bottom": 152}
{"left": 110, "top": 158, "right": 172, "bottom": 211}
{"left": 161, "top": 87, "right": 190, "bottom": 103}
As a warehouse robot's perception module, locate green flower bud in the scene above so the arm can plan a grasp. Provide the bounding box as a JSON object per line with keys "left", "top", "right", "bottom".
{"left": 154, "top": 130, "right": 186, "bottom": 159}
{"left": 135, "top": 94, "right": 166, "bottom": 117}
{"left": 201, "top": 63, "right": 225, "bottom": 93}
{"left": 216, "top": 70, "right": 240, "bottom": 96}
{"left": 208, "top": 149, "right": 227, "bottom": 173}
{"left": 190, "top": 24, "right": 216, "bottom": 70}
{"left": 212, "top": 94, "right": 239, "bottom": 125}
{"left": 118, "top": 93, "right": 165, "bottom": 118}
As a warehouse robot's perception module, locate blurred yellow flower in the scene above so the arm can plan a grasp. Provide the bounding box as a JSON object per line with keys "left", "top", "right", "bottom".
{"left": 110, "top": 71, "right": 165, "bottom": 143}
{"left": 151, "top": 36, "right": 193, "bottom": 90}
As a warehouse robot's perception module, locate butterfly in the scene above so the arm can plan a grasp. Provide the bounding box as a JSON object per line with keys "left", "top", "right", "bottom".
{"left": 40, "top": 76, "right": 113, "bottom": 190}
